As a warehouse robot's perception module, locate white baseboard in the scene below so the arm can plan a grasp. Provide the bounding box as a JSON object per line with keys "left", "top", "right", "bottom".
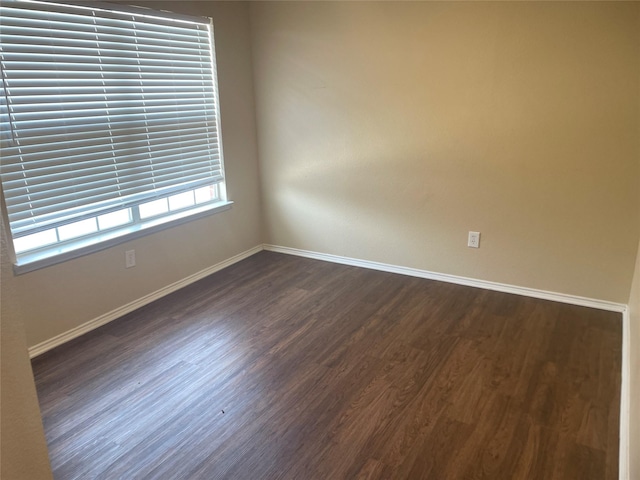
{"left": 620, "top": 307, "right": 630, "bottom": 480}
{"left": 28, "top": 245, "right": 264, "bottom": 358}
{"left": 31, "top": 242, "right": 627, "bottom": 353}
{"left": 264, "top": 244, "right": 627, "bottom": 313}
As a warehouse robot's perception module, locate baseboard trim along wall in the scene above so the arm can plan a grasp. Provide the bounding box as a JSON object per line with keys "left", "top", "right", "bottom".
{"left": 30, "top": 242, "right": 627, "bottom": 359}
{"left": 263, "top": 244, "right": 627, "bottom": 313}
{"left": 28, "top": 245, "right": 263, "bottom": 358}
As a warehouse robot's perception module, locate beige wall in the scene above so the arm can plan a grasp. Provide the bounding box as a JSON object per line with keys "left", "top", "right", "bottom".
{"left": 251, "top": 1, "right": 640, "bottom": 304}
{"left": 1, "top": 2, "right": 262, "bottom": 348}
{"left": 1, "top": 223, "right": 53, "bottom": 479}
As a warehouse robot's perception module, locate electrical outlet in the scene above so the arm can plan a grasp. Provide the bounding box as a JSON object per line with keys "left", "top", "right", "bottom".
{"left": 468, "top": 231, "right": 480, "bottom": 248}
{"left": 125, "top": 249, "right": 136, "bottom": 268}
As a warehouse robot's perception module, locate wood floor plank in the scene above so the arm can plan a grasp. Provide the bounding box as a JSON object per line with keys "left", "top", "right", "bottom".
{"left": 32, "top": 251, "right": 622, "bottom": 479}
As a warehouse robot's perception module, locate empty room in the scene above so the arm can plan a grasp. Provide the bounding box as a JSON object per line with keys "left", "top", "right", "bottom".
{"left": 1, "top": 1, "right": 639, "bottom": 479}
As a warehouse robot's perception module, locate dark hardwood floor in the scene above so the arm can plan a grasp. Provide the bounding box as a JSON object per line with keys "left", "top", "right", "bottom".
{"left": 32, "top": 251, "right": 622, "bottom": 479}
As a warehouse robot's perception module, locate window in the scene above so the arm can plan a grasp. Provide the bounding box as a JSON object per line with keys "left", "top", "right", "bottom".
{"left": 0, "top": 0, "right": 231, "bottom": 273}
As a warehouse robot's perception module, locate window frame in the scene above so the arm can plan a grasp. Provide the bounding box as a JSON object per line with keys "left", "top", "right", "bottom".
{"left": 0, "top": 0, "right": 232, "bottom": 274}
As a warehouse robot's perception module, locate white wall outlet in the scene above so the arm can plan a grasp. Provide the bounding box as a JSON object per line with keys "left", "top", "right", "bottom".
{"left": 125, "top": 249, "right": 136, "bottom": 268}
{"left": 468, "top": 231, "right": 480, "bottom": 248}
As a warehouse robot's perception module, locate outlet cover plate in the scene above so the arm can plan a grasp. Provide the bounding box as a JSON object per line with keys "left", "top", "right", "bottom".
{"left": 468, "top": 231, "right": 480, "bottom": 248}
{"left": 125, "top": 249, "right": 136, "bottom": 268}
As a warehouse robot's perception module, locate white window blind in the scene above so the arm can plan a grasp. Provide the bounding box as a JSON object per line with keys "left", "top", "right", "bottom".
{"left": 0, "top": 0, "right": 225, "bottom": 249}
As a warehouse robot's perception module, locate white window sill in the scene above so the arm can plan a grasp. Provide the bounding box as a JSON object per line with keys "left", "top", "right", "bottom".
{"left": 13, "top": 201, "right": 233, "bottom": 275}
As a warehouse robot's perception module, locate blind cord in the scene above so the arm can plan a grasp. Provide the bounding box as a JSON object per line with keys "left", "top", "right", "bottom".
{"left": 0, "top": 61, "right": 16, "bottom": 146}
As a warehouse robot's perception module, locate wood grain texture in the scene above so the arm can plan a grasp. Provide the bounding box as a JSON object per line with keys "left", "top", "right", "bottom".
{"left": 32, "top": 251, "right": 622, "bottom": 479}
